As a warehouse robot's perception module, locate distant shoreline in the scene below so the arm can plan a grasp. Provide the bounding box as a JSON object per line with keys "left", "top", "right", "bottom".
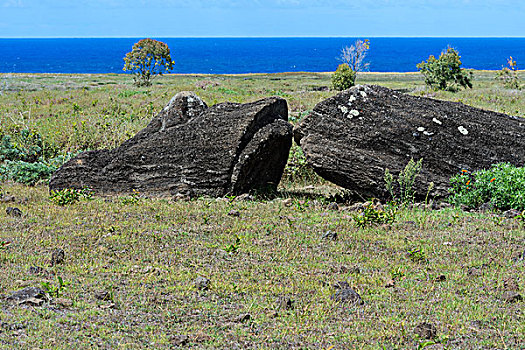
{"left": 1, "top": 70, "right": 522, "bottom": 76}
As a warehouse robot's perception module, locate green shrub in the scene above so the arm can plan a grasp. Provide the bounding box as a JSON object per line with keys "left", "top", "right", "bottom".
{"left": 0, "top": 128, "right": 46, "bottom": 162}
{"left": 385, "top": 158, "right": 424, "bottom": 206}
{"left": 0, "top": 152, "right": 79, "bottom": 186}
{"left": 449, "top": 163, "right": 525, "bottom": 210}
{"left": 281, "top": 145, "right": 319, "bottom": 185}
{"left": 50, "top": 188, "right": 93, "bottom": 206}
{"left": 496, "top": 56, "right": 521, "bottom": 89}
{"left": 417, "top": 47, "right": 473, "bottom": 91}
{"left": 353, "top": 202, "right": 397, "bottom": 228}
{"left": 331, "top": 64, "right": 356, "bottom": 91}
{"left": 0, "top": 160, "right": 55, "bottom": 186}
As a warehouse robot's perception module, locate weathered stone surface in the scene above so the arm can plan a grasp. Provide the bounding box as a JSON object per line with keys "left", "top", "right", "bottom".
{"left": 294, "top": 85, "right": 525, "bottom": 199}
{"left": 50, "top": 92, "right": 292, "bottom": 197}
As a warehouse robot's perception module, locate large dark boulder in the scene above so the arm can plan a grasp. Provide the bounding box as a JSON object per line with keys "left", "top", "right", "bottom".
{"left": 50, "top": 92, "right": 292, "bottom": 197}
{"left": 294, "top": 85, "right": 525, "bottom": 200}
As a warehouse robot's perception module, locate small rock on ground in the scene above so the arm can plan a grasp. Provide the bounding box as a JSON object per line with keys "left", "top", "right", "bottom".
{"left": 235, "top": 314, "right": 251, "bottom": 323}
{"left": 502, "top": 291, "right": 523, "bottom": 303}
{"left": 50, "top": 248, "right": 65, "bottom": 266}
{"left": 27, "top": 266, "right": 45, "bottom": 275}
{"left": 54, "top": 298, "right": 73, "bottom": 307}
{"left": 6, "top": 207, "right": 22, "bottom": 217}
{"left": 322, "top": 230, "right": 337, "bottom": 241}
{"left": 227, "top": 210, "right": 240, "bottom": 217}
{"left": 504, "top": 209, "right": 522, "bottom": 218}
{"left": 277, "top": 296, "right": 294, "bottom": 310}
{"left": 7, "top": 287, "right": 48, "bottom": 305}
{"left": 413, "top": 322, "right": 437, "bottom": 339}
{"left": 194, "top": 276, "right": 210, "bottom": 291}
{"left": 94, "top": 290, "right": 113, "bottom": 301}
{"left": 326, "top": 202, "right": 339, "bottom": 211}
{"left": 171, "top": 335, "right": 189, "bottom": 347}
{"left": 0, "top": 195, "right": 16, "bottom": 203}
{"left": 331, "top": 282, "right": 363, "bottom": 305}
{"left": 234, "top": 193, "right": 254, "bottom": 202}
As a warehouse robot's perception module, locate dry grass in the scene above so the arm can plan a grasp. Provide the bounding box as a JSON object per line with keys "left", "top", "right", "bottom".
{"left": 0, "top": 72, "right": 524, "bottom": 349}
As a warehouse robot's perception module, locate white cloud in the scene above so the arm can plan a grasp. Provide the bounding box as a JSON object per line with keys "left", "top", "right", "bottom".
{"left": 2, "top": 0, "right": 23, "bottom": 7}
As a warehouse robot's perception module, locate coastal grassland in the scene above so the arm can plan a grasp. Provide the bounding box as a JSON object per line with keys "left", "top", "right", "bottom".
{"left": 0, "top": 184, "right": 523, "bottom": 349}
{"left": 1, "top": 71, "right": 524, "bottom": 154}
{"left": 0, "top": 71, "right": 524, "bottom": 349}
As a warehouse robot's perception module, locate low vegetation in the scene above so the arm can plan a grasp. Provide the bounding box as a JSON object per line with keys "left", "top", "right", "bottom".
{"left": 449, "top": 162, "right": 525, "bottom": 210}
{"left": 331, "top": 39, "right": 370, "bottom": 90}
{"left": 417, "top": 47, "right": 473, "bottom": 91}
{"left": 496, "top": 56, "right": 521, "bottom": 90}
{"left": 0, "top": 72, "right": 524, "bottom": 348}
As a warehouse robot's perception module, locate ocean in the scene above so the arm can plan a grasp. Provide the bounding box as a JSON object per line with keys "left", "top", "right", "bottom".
{"left": 0, "top": 37, "right": 524, "bottom": 74}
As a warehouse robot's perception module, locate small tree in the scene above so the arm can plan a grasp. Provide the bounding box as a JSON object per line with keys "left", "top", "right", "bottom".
{"left": 340, "top": 39, "right": 370, "bottom": 72}
{"left": 331, "top": 39, "right": 370, "bottom": 90}
{"left": 496, "top": 56, "right": 520, "bottom": 89}
{"left": 331, "top": 63, "right": 356, "bottom": 91}
{"left": 123, "top": 38, "right": 174, "bottom": 86}
{"left": 417, "top": 47, "right": 472, "bottom": 91}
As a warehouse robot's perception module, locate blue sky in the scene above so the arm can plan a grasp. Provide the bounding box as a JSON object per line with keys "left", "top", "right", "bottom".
{"left": 1, "top": 0, "right": 524, "bottom": 37}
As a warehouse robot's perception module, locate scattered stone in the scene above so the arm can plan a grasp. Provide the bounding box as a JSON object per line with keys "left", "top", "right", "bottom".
{"left": 347, "top": 202, "right": 365, "bottom": 211}
{"left": 7, "top": 287, "right": 49, "bottom": 305}
{"left": 94, "top": 290, "right": 113, "bottom": 301}
{"left": 50, "top": 92, "right": 293, "bottom": 198}
{"left": 467, "top": 267, "right": 482, "bottom": 277}
{"left": 435, "top": 274, "right": 447, "bottom": 282}
{"left": 438, "top": 202, "right": 452, "bottom": 210}
{"left": 413, "top": 322, "right": 437, "bottom": 339}
{"left": 348, "top": 266, "right": 361, "bottom": 274}
{"left": 0, "top": 195, "right": 16, "bottom": 203}
{"left": 294, "top": 85, "right": 525, "bottom": 200}
{"left": 227, "top": 210, "right": 240, "bottom": 217}
{"left": 171, "top": 335, "right": 189, "bottom": 347}
{"left": 0, "top": 321, "right": 25, "bottom": 331}
{"left": 27, "top": 266, "right": 45, "bottom": 275}
{"left": 327, "top": 202, "right": 339, "bottom": 211}
{"left": 501, "top": 291, "right": 523, "bottom": 303}
{"left": 282, "top": 198, "right": 293, "bottom": 207}
{"left": 504, "top": 209, "right": 522, "bottom": 219}
{"left": 54, "top": 298, "right": 73, "bottom": 308}
{"left": 321, "top": 230, "right": 337, "bottom": 241}
{"left": 331, "top": 281, "right": 364, "bottom": 305}
{"left": 512, "top": 249, "right": 525, "bottom": 263}
{"left": 333, "top": 281, "right": 350, "bottom": 289}
{"left": 235, "top": 193, "right": 255, "bottom": 202}
{"left": 277, "top": 296, "right": 294, "bottom": 310}
{"left": 50, "top": 248, "right": 65, "bottom": 266}
{"left": 194, "top": 276, "right": 210, "bottom": 291}
{"left": 478, "top": 202, "right": 494, "bottom": 212}
{"left": 173, "top": 193, "right": 190, "bottom": 201}
{"left": 385, "top": 280, "right": 395, "bottom": 288}
{"left": 332, "top": 288, "right": 364, "bottom": 305}
{"left": 6, "top": 207, "right": 22, "bottom": 217}
{"left": 503, "top": 277, "right": 520, "bottom": 291}
{"left": 235, "top": 313, "right": 251, "bottom": 323}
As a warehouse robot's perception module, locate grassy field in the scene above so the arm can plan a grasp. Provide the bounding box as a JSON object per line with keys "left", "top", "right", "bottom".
{"left": 0, "top": 72, "right": 524, "bottom": 349}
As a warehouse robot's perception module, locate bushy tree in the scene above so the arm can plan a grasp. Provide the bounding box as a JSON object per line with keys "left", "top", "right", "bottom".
{"left": 417, "top": 47, "right": 472, "bottom": 91}
{"left": 331, "top": 63, "right": 356, "bottom": 91}
{"left": 123, "top": 38, "right": 174, "bottom": 86}
{"left": 331, "top": 39, "right": 370, "bottom": 91}
{"left": 496, "top": 56, "right": 520, "bottom": 89}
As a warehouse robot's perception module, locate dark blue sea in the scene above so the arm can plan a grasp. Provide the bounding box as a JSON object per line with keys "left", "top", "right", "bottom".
{"left": 0, "top": 37, "right": 524, "bottom": 74}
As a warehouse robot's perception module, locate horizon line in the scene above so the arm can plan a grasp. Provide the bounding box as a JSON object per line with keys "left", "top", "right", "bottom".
{"left": 1, "top": 35, "right": 525, "bottom": 39}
